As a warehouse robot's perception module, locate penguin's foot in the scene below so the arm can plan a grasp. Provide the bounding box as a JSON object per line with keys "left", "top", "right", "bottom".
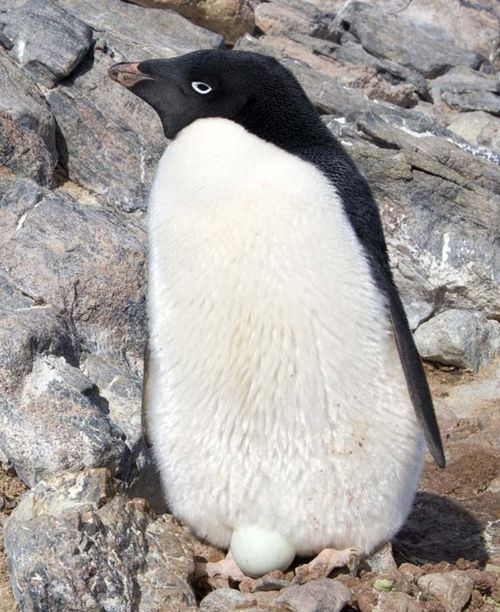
{"left": 205, "top": 551, "right": 247, "bottom": 585}
{"left": 294, "top": 547, "right": 361, "bottom": 584}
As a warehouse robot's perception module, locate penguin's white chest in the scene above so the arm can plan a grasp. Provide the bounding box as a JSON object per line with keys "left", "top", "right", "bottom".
{"left": 147, "top": 118, "right": 423, "bottom": 555}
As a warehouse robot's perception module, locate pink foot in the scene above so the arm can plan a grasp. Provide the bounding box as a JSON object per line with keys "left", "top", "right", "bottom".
{"left": 294, "top": 547, "right": 361, "bottom": 584}
{"left": 206, "top": 551, "right": 246, "bottom": 581}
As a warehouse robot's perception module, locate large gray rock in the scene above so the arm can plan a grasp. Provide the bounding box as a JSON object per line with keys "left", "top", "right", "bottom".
{"left": 0, "top": 177, "right": 147, "bottom": 372}
{"left": 401, "top": 0, "right": 500, "bottom": 68}
{"left": 347, "top": 112, "right": 500, "bottom": 322}
{"left": 1, "top": 0, "right": 93, "bottom": 87}
{"left": 430, "top": 66, "right": 500, "bottom": 115}
{"left": 123, "top": 0, "right": 255, "bottom": 44}
{"left": 414, "top": 309, "right": 500, "bottom": 371}
{"left": 0, "top": 353, "right": 130, "bottom": 486}
{"left": 5, "top": 468, "right": 197, "bottom": 611}
{"left": 46, "top": 86, "right": 159, "bottom": 213}
{"left": 332, "top": 2, "right": 488, "bottom": 78}
{"left": 57, "top": 0, "right": 223, "bottom": 56}
{"left": 44, "top": 33, "right": 164, "bottom": 212}
{"left": 0, "top": 50, "right": 57, "bottom": 176}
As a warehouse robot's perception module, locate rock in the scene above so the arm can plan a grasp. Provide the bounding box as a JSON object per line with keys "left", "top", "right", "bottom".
{"left": 375, "top": 591, "right": 423, "bottom": 611}
{"left": 124, "top": 0, "right": 254, "bottom": 43}
{"left": 441, "top": 90, "right": 500, "bottom": 115}
{"left": 436, "top": 358, "right": 500, "bottom": 425}
{"left": 431, "top": 65, "right": 500, "bottom": 97}
{"left": 389, "top": 247, "right": 436, "bottom": 331}
{"left": 57, "top": 0, "right": 223, "bottom": 55}
{"left": 484, "top": 520, "right": 500, "bottom": 565}
{"left": 418, "top": 570, "right": 474, "bottom": 612}
{"left": 430, "top": 66, "right": 500, "bottom": 115}
{"left": 332, "top": 2, "right": 488, "bottom": 78}
{"left": 0, "top": 113, "right": 54, "bottom": 186}
{"left": 45, "top": 31, "right": 167, "bottom": 213}
{"left": 250, "top": 570, "right": 291, "bottom": 592}
{"left": 447, "top": 112, "right": 500, "bottom": 153}
{"left": 5, "top": 468, "right": 197, "bottom": 611}
{"left": 1, "top": 0, "right": 93, "bottom": 87}
{"left": 321, "top": 38, "right": 428, "bottom": 97}
{"left": 81, "top": 354, "right": 143, "bottom": 452}
{"left": 46, "top": 85, "right": 159, "bottom": 213}
{"left": 401, "top": 0, "right": 500, "bottom": 68}
{"left": 200, "top": 588, "right": 281, "bottom": 610}
{"left": 0, "top": 51, "right": 57, "bottom": 171}
{"left": 346, "top": 111, "right": 500, "bottom": 320}
{"left": 276, "top": 578, "right": 352, "bottom": 612}
{"left": 0, "top": 353, "right": 130, "bottom": 486}
{"left": 0, "top": 291, "right": 73, "bottom": 396}
{"left": 28, "top": 354, "right": 94, "bottom": 394}
{"left": 199, "top": 588, "right": 249, "bottom": 611}
{"left": 414, "top": 310, "right": 500, "bottom": 371}
{"left": 0, "top": 178, "right": 147, "bottom": 371}
{"left": 255, "top": 2, "right": 321, "bottom": 37}
{"left": 364, "top": 542, "right": 398, "bottom": 573}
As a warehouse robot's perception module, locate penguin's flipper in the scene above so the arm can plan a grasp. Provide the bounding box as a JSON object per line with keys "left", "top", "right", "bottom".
{"left": 142, "top": 341, "right": 153, "bottom": 448}
{"left": 388, "top": 286, "right": 445, "bottom": 468}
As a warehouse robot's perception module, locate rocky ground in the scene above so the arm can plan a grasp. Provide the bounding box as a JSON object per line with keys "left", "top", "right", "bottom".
{"left": 0, "top": 0, "right": 499, "bottom": 610}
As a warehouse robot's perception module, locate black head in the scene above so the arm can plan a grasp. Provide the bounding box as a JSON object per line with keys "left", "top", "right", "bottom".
{"left": 108, "top": 49, "right": 332, "bottom": 150}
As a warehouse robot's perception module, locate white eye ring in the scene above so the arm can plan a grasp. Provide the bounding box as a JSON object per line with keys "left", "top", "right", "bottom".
{"left": 191, "top": 81, "right": 212, "bottom": 95}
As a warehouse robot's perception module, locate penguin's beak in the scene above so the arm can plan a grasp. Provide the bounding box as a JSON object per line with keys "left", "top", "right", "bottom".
{"left": 108, "top": 62, "right": 154, "bottom": 88}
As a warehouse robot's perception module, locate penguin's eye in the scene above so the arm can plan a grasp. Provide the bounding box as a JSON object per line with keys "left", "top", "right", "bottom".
{"left": 191, "top": 81, "right": 212, "bottom": 95}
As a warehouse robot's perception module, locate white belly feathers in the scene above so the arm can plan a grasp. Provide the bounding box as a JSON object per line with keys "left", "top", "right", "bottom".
{"left": 147, "top": 118, "right": 424, "bottom": 556}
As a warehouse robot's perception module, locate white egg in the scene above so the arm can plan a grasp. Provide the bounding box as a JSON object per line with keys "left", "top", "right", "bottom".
{"left": 230, "top": 526, "right": 296, "bottom": 577}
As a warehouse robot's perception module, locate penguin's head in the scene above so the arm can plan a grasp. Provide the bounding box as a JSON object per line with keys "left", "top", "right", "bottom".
{"left": 108, "top": 49, "right": 329, "bottom": 148}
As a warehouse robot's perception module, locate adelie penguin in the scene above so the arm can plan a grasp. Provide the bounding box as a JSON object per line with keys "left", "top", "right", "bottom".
{"left": 108, "top": 50, "right": 445, "bottom": 581}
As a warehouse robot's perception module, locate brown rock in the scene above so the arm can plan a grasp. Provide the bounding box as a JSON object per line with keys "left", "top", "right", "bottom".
{"left": 377, "top": 591, "right": 424, "bottom": 611}
{"left": 418, "top": 570, "right": 474, "bottom": 612}
{"left": 123, "top": 0, "right": 254, "bottom": 43}
{"left": 0, "top": 113, "right": 54, "bottom": 186}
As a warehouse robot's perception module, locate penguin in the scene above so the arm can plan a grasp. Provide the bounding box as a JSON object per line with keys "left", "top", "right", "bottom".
{"left": 108, "top": 50, "right": 445, "bottom": 580}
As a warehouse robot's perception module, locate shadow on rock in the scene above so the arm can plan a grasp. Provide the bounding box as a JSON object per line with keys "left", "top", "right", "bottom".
{"left": 126, "top": 444, "right": 168, "bottom": 515}
{"left": 393, "top": 491, "right": 488, "bottom": 566}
